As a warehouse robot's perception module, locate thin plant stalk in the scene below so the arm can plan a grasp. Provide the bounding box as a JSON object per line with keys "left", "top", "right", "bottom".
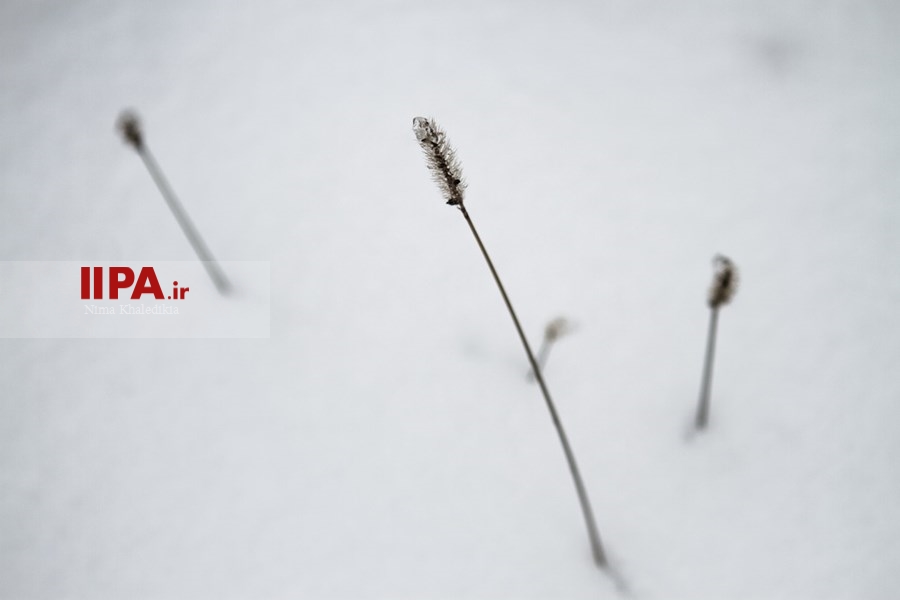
{"left": 694, "top": 254, "right": 738, "bottom": 431}
{"left": 413, "top": 117, "right": 608, "bottom": 569}
{"left": 694, "top": 305, "right": 719, "bottom": 429}
{"left": 460, "top": 205, "right": 609, "bottom": 568}
{"left": 116, "top": 111, "right": 230, "bottom": 294}
{"left": 528, "top": 337, "right": 551, "bottom": 380}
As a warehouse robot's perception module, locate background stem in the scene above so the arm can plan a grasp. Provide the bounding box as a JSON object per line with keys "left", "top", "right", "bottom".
{"left": 695, "top": 306, "right": 720, "bottom": 430}
{"left": 137, "top": 146, "right": 231, "bottom": 294}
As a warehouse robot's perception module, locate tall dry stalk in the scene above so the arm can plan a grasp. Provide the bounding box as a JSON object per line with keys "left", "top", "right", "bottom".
{"left": 413, "top": 117, "right": 608, "bottom": 569}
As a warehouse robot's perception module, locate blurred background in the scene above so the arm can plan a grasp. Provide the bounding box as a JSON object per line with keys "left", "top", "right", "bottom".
{"left": 2, "top": 0, "right": 899, "bottom": 598}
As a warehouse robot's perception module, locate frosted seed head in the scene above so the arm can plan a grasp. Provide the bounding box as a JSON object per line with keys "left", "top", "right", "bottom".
{"left": 116, "top": 110, "right": 143, "bottom": 150}
{"left": 708, "top": 254, "right": 739, "bottom": 308}
{"left": 412, "top": 116, "right": 466, "bottom": 206}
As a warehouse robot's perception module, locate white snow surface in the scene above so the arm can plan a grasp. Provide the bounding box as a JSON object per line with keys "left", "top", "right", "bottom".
{"left": 2, "top": 1, "right": 900, "bottom": 598}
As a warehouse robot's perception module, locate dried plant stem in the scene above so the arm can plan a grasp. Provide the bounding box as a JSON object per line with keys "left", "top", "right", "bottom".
{"left": 695, "top": 306, "right": 719, "bottom": 430}
{"left": 117, "top": 111, "right": 230, "bottom": 294}
{"left": 136, "top": 147, "right": 231, "bottom": 294}
{"left": 458, "top": 204, "right": 608, "bottom": 569}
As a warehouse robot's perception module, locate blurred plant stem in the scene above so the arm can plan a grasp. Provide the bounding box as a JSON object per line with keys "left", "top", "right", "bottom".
{"left": 117, "top": 110, "right": 230, "bottom": 295}
{"left": 695, "top": 306, "right": 719, "bottom": 430}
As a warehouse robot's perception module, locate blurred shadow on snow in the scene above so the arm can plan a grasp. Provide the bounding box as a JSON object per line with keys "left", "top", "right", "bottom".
{"left": 742, "top": 32, "right": 806, "bottom": 80}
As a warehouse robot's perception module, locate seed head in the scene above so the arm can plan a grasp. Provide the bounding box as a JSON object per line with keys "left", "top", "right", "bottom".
{"left": 544, "top": 317, "right": 575, "bottom": 343}
{"left": 116, "top": 110, "right": 144, "bottom": 151}
{"left": 708, "top": 254, "right": 738, "bottom": 308}
{"left": 412, "top": 117, "right": 466, "bottom": 206}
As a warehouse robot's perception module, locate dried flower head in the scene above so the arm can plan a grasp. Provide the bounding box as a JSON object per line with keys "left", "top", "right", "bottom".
{"left": 116, "top": 110, "right": 144, "bottom": 150}
{"left": 544, "top": 317, "right": 575, "bottom": 343}
{"left": 413, "top": 117, "right": 466, "bottom": 206}
{"left": 708, "top": 254, "right": 739, "bottom": 308}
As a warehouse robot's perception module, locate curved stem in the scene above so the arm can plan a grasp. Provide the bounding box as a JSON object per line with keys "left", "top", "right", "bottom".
{"left": 459, "top": 205, "right": 608, "bottom": 568}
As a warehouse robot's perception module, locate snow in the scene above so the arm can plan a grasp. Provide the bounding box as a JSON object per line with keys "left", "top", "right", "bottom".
{"left": 2, "top": 0, "right": 900, "bottom": 597}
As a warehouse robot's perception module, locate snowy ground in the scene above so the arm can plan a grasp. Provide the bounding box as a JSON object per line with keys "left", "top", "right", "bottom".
{"left": 2, "top": 1, "right": 900, "bottom": 598}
